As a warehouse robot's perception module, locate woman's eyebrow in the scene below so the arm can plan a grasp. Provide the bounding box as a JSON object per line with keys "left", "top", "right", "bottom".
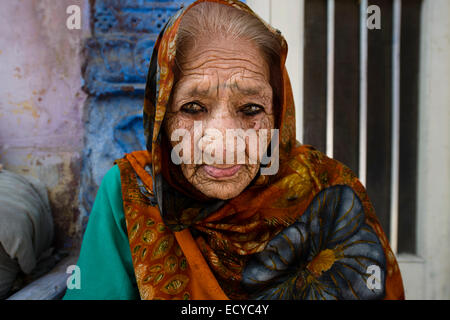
{"left": 235, "top": 85, "right": 265, "bottom": 96}
{"left": 232, "top": 81, "right": 270, "bottom": 97}
{"left": 191, "top": 86, "right": 213, "bottom": 97}
{"left": 176, "top": 84, "right": 211, "bottom": 99}
{"left": 177, "top": 80, "right": 270, "bottom": 99}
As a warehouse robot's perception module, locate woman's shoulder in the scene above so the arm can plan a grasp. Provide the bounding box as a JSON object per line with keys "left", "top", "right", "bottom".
{"left": 103, "top": 164, "right": 121, "bottom": 184}
{"left": 95, "top": 164, "right": 125, "bottom": 224}
{"left": 115, "top": 150, "right": 152, "bottom": 169}
{"left": 98, "top": 164, "right": 122, "bottom": 199}
{"left": 114, "top": 151, "right": 154, "bottom": 194}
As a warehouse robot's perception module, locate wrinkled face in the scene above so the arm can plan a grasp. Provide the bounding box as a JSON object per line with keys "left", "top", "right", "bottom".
{"left": 164, "top": 37, "right": 275, "bottom": 199}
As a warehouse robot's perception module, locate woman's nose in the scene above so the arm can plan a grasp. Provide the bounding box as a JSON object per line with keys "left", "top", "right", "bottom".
{"left": 196, "top": 123, "right": 245, "bottom": 165}
{"left": 204, "top": 105, "right": 237, "bottom": 130}
{"left": 197, "top": 129, "right": 240, "bottom": 164}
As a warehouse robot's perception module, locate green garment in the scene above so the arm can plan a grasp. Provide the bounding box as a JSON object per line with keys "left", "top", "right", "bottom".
{"left": 63, "top": 165, "right": 139, "bottom": 300}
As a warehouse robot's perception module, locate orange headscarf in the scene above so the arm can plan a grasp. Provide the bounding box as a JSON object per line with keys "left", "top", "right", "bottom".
{"left": 115, "top": 0, "right": 404, "bottom": 300}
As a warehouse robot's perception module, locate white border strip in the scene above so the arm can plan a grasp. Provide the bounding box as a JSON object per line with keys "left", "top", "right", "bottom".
{"left": 359, "top": 0, "right": 368, "bottom": 186}
{"left": 326, "top": 0, "right": 335, "bottom": 158}
{"left": 390, "top": 0, "right": 402, "bottom": 255}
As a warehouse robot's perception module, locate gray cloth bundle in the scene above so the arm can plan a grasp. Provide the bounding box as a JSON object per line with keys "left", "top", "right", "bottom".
{"left": 0, "top": 168, "right": 54, "bottom": 298}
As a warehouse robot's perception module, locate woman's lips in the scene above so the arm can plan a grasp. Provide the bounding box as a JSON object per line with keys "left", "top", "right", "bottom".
{"left": 202, "top": 164, "right": 242, "bottom": 178}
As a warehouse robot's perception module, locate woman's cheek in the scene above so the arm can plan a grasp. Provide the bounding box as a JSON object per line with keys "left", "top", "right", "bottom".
{"left": 165, "top": 114, "right": 194, "bottom": 145}
{"left": 242, "top": 114, "right": 275, "bottom": 164}
{"left": 259, "top": 114, "right": 275, "bottom": 130}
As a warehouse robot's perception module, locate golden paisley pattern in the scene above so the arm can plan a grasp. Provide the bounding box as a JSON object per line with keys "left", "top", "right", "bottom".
{"left": 151, "top": 235, "right": 174, "bottom": 260}
{"left": 115, "top": 158, "right": 192, "bottom": 300}
{"left": 161, "top": 275, "right": 190, "bottom": 295}
{"left": 164, "top": 255, "right": 178, "bottom": 273}
{"left": 142, "top": 229, "right": 156, "bottom": 244}
{"left": 272, "top": 162, "right": 313, "bottom": 208}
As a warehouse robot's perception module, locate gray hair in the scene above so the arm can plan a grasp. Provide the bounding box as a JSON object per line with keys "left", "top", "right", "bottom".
{"left": 176, "top": 2, "right": 281, "bottom": 66}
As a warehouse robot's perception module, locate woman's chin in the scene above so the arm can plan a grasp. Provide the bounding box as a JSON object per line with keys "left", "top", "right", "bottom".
{"left": 197, "top": 183, "right": 247, "bottom": 200}
{"left": 183, "top": 164, "right": 259, "bottom": 200}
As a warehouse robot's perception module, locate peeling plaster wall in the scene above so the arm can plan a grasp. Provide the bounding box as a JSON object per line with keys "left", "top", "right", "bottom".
{"left": 0, "top": 0, "right": 90, "bottom": 249}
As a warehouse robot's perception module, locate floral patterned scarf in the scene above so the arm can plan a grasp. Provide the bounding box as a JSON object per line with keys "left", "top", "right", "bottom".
{"left": 115, "top": 0, "right": 404, "bottom": 300}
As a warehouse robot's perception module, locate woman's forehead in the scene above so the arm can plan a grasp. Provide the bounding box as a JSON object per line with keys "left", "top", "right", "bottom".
{"left": 177, "top": 37, "right": 269, "bottom": 74}
{"left": 173, "top": 70, "right": 272, "bottom": 99}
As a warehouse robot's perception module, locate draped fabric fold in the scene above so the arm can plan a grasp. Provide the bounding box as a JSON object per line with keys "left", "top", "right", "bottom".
{"left": 114, "top": 0, "right": 404, "bottom": 300}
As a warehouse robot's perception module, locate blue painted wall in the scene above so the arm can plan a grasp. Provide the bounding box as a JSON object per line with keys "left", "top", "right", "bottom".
{"left": 80, "top": 0, "right": 196, "bottom": 233}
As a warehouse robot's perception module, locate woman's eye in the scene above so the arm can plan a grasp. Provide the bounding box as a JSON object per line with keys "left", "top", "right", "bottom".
{"left": 180, "top": 102, "right": 205, "bottom": 114}
{"left": 240, "top": 104, "right": 264, "bottom": 116}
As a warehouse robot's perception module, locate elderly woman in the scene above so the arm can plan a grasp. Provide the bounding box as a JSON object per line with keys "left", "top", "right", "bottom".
{"left": 64, "top": 0, "right": 404, "bottom": 300}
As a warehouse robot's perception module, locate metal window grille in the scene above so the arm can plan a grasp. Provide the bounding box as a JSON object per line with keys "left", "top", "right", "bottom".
{"left": 303, "top": 0, "right": 422, "bottom": 255}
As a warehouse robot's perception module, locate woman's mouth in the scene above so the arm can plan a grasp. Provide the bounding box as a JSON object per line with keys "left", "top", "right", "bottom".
{"left": 202, "top": 164, "right": 242, "bottom": 178}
